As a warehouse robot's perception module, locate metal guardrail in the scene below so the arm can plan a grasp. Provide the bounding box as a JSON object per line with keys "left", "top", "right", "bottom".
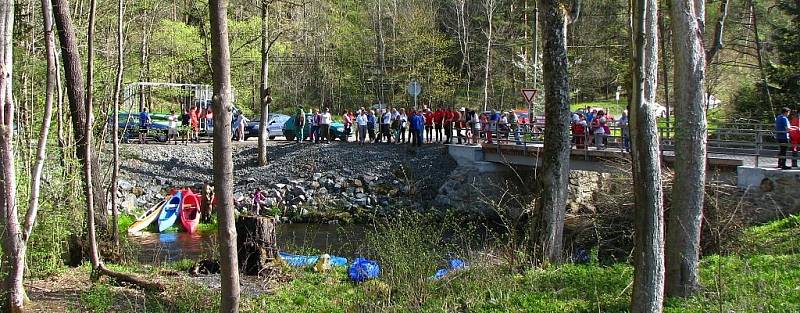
{"left": 453, "top": 120, "right": 794, "bottom": 168}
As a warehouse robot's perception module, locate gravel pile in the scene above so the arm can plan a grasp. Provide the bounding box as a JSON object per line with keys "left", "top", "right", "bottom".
{"left": 117, "top": 140, "right": 457, "bottom": 222}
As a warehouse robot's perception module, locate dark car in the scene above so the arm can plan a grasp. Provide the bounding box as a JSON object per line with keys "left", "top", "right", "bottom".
{"left": 282, "top": 114, "right": 348, "bottom": 141}
{"left": 111, "top": 112, "right": 171, "bottom": 143}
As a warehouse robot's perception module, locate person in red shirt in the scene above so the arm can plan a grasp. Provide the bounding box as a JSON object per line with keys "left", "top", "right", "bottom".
{"left": 791, "top": 113, "right": 800, "bottom": 167}
{"left": 190, "top": 107, "right": 200, "bottom": 143}
{"left": 424, "top": 109, "right": 434, "bottom": 143}
{"left": 444, "top": 107, "right": 455, "bottom": 144}
{"left": 433, "top": 108, "right": 444, "bottom": 143}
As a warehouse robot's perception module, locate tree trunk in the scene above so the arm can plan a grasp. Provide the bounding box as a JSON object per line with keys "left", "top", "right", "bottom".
{"left": 258, "top": 0, "right": 270, "bottom": 166}
{"left": 109, "top": 0, "right": 125, "bottom": 247}
{"left": 236, "top": 215, "right": 277, "bottom": 275}
{"left": 534, "top": 0, "right": 577, "bottom": 265}
{"left": 666, "top": 0, "right": 706, "bottom": 298}
{"left": 52, "top": 0, "right": 108, "bottom": 233}
{"left": 629, "top": 0, "right": 664, "bottom": 311}
{"left": 0, "top": 0, "right": 23, "bottom": 309}
{"left": 83, "top": 0, "right": 102, "bottom": 269}
{"left": 22, "top": 0, "right": 58, "bottom": 245}
{"left": 482, "top": 0, "right": 495, "bottom": 111}
{"left": 209, "top": 0, "right": 241, "bottom": 311}
{"left": 748, "top": 0, "right": 773, "bottom": 112}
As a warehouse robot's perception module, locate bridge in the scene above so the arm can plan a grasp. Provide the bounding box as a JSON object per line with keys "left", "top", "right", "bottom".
{"left": 446, "top": 121, "right": 789, "bottom": 189}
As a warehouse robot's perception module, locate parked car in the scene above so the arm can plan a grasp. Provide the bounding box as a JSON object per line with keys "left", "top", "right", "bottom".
{"left": 282, "top": 113, "right": 348, "bottom": 142}
{"left": 110, "top": 112, "right": 170, "bottom": 143}
{"left": 244, "top": 113, "right": 290, "bottom": 140}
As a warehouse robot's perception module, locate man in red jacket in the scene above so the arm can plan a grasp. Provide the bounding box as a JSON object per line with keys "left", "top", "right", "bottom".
{"left": 433, "top": 108, "right": 444, "bottom": 143}
{"left": 424, "top": 109, "right": 434, "bottom": 143}
{"left": 444, "top": 107, "right": 455, "bottom": 144}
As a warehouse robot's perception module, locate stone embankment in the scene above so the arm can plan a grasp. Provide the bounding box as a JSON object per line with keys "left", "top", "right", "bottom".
{"left": 117, "top": 141, "right": 457, "bottom": 223}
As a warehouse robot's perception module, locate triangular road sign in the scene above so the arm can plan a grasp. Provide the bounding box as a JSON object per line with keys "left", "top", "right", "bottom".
{"left": 521, "top": 88, "right": 538, "bottom": 104}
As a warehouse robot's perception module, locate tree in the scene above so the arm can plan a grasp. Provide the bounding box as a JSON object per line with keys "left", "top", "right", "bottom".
{"left": 83, "top": 0, "right": 103, "bottom": 270}
{"left": 110, "top": 0, "right": 126, "bottom": 247}
{"left": 52, "top": 0, "right": 108, "bottom": 234}
{"left": 481, "top": 0, "right": 496, "bottom": 111}
{"left": 666, "top": 0, "right": 707, "bottom": 298}
{"left": 629, "top": 0, "right": 664, "bottom": 311}
{"left": 0, "top": 0, "right": 23, "bottom": 310}
{"left": 534, "top": 0, "right": 580, "bottom": 265}
{"left": 209, "top": 0, "right": 241, "bottom": 310}
{"left": 258, "top": 0, "right": 274, "bottom": 167}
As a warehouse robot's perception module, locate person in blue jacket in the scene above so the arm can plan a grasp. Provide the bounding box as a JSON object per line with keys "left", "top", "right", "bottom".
{"left": 410, "top": 110, "right": 425, "bottom": 147}
{"left": 776, "top": 107, "right": 794, "bottom": 169}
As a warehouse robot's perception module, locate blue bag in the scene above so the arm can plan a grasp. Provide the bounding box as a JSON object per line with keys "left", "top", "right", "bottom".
{"left": 348, "top": 257, "right": 380, "bottom": 282}
{"left": 432, "top": 258, "right": 467, "bottom": 280}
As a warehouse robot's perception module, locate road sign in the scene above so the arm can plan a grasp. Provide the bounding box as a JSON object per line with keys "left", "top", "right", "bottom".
{"left": 521, "top": 88, "right": 538, "bottom": 104}
{"left": 407, "top": 80, "right": 422, "bottom": 97}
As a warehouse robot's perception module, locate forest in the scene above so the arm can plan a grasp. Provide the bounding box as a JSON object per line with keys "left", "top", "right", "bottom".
{"left": 1, "top": 0, "right": 799, "bottom": 312}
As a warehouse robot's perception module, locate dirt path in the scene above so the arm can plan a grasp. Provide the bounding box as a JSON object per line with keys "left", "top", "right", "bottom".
{"left": 26, "top": 267, "right": 89, "bottom": 312}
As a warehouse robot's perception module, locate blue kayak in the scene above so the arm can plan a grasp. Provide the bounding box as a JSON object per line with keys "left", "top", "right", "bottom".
{"left": 158, "top": 191, "right": 182, "bottom": 232}
{"left": 279, "top": 252, "right": 347, "bottom": 267}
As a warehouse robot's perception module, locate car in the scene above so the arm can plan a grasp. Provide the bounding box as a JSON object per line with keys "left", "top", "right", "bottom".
{"left": 110, "top": 112, "right": 170, "bottom": 143}
{"left": 282, "top": 113, "right": 349, "bottom": 142}
{"left": 244, "top": 113, "right": 290, "bottom": 140}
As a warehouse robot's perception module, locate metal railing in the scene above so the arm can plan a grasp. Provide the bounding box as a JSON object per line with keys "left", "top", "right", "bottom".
{"left": 455, "top": 120, "right": 794, "bottom": 168}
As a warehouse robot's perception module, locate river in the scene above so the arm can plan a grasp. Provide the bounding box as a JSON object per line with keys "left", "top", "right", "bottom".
{"left": 129, "top": 223, "right": 368, "bottom": 264}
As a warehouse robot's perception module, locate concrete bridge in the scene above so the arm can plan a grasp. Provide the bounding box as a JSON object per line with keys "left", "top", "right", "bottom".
{"left": 446, "top": 121, "right": 791, "bottom": 190}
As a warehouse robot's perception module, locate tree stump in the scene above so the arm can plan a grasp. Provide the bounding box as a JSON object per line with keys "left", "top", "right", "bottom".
{"left": 235, "top": 215, "right": 278, "bottom": 275}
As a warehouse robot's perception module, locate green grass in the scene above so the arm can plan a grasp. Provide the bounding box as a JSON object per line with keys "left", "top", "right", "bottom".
{"left": 76, "top": 214, "right": 800, "bottom": 312}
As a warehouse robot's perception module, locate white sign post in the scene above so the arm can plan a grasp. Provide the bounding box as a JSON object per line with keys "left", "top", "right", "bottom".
{"left": 407, "top": 79, "right": 422, "bottom": 109}
{"left": 521, "top": 88, "right": 538, "bottom": 121}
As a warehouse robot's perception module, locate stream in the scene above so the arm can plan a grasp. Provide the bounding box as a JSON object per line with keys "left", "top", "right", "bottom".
{"left": 129, "top": 223, "right": 369, "bottom": 264}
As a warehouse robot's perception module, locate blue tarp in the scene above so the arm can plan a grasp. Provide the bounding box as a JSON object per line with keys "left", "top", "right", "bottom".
{"left": 432, "top": 258, "right": 467, "bottom": 280}
{"left": 279, "top": 252, "right": 348, "bottom": 267}
{"left": 348, "top": 257, "right": 381, "bottom": 282}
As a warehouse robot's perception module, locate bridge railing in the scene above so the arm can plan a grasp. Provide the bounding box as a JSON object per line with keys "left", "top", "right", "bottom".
{"left": 465, "top": 120, "right": 792, "bottom": 167}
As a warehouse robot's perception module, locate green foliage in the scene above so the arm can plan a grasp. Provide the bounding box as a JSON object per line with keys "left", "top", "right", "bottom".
{"left": 81, "top": 284, "right": 115, "bottom": 312}
{"left": 739, "top": 214, "right": 800, "bottom": 255}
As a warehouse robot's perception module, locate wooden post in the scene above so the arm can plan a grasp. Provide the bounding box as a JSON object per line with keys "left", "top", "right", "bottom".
{"left": 235, "top": 215, "right": 278, "bottom": 275}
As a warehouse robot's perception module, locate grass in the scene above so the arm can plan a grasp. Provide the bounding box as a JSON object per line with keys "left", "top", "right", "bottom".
{"left": 73, "top": 213, "right": 800, "bottom": 312}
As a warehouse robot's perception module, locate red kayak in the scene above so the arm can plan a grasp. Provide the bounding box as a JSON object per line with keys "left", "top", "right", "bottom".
{"left": 180, "top": 188, "right": 202, "bottom": 233}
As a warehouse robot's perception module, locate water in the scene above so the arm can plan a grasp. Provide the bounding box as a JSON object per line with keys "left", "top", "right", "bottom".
{"left": 129, "top": 223, "right": 368, "bottom": 264}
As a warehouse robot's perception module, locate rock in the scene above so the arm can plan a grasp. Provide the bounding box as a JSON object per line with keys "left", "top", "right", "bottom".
{"left": 273, "top": 183, "right": 286, "bottom": 189}
{"left": 353, "top": 179, "right": 363, "bottom": 187}
{"left": 313, "top": 173, "right": 323, "bottom": 180}
{"left": 118, "top": 180, "right": 134, "bottom": 191}
{"left": 310, "top": 181, "right": 321, "bottom": 189}
{"left": 318, "top": 187, "right": 328, "bottom": 195}
{"left": 264, "top": 197, "right": 277, "bottom": 207}
{"left": 355, "top": 193, "right": 367, "bottom": 199}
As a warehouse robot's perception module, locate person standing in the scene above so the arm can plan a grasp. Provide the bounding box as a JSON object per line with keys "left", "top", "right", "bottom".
{"left": 320, "top": 108, "right": 332, "bottom": 143}
{"left": 776, "top": 107, "right": 793, "bottom": 169}
{"left": 508, "top": 110, "right": 522, "bottom": 145}
{"left": 200, "top": 181, "right": 215, "bottom": 223}
{"left": 342, "top": 110, "right": 353, "bottom": 142}
{"left": 294, "top": 107, "right": 306, "bottom": 143}
{"left": 308, "top": 109, "right": 319, "bottom": 144}
{"left": 356, "top": 110, "right": 368, "bottom": 145}
{"left": 381, "top": 108, "right": 392, "bottom": 143}
{"left": 138, "top": 107, "right": 152, "bottom": 144}
{"left": 238, "top": 114, "right": 249, "bottom": 142}
{"left": 618, "top": 110, "right": 630, "bottom": 152}
{"left": 411, "top": 109, "right": 425, "bottom": 147}
{"left": 190, "top": 107, "right": 201, "bottom": 143}
{"left": 434, "top": 108, "right": 444, "bottom": 143}
{"left": 455, "top": 108, "right": 465, "bottom": 144}
{"left": 168, "top": 110, "right": 179, "bottom": 145}
{"left": 367, "top": 110, "right": 377, "bottom": 143}
{"left": 424, "top": 108, "right": 434, "bottom": 143}
{"left": 181, "top": 108, "right": 191, "bottom": 145}
{"left": 398, "top": 108, "right": 409, "bottom": 144}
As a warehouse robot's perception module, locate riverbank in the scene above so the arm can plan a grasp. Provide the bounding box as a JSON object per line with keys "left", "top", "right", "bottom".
{"left": 115, "top": 140, "right": 459, "bottom": 223}
{"left": 27, "top": 214, "right": 800, "bottom": 312}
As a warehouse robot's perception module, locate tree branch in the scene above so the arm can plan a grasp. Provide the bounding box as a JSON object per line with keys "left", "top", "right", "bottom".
{"left": 567, "top": 0, "right": 581, "bottom": 24}
{"left": 706, "top": 0, "right": 730, "bottom": 63}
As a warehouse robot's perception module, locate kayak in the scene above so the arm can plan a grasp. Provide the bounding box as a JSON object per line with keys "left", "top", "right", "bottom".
{"left": 180, "top": 189, "right": 201, "bottom": 233}
{"left": 127, "top": 198, "right": 166, "bottom": 234}
{"left": 278, "top": 252, "right": 348, "bottom": 267}
{"left": 158, "top": 191, "right": 182, "bottom": 233}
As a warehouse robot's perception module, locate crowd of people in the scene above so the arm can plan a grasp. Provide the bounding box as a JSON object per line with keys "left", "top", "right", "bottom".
{"left": 570, "top": 107, "right": 630, "bottom": 152}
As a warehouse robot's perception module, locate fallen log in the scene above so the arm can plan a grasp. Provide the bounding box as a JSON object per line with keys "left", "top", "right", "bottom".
{"left": 98, "top": 265, "right": 166, "bottom": 292}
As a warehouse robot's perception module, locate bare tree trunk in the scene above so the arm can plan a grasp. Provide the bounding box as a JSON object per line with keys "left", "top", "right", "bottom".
{"left": 52, "top": 0, "right": 109, "bottom": 234}
{"left": 748, "top": 0, "right": 773, "bottom": 111}
{"left": 22, "top": 0, "right": 58, "bottom": 244}
{"left": 258, "top": 0, "right": 270, "bottom": 166}
{"left": 534, "top": 0, "right": 579, "bottom": 265}
{"left": 109, "top": 0, "right": 125, "bottom": 247}
{"left": 482, "top": 0, "right": 495, "bottom": 111}
{"left": 83, "top": 0, "right": 102, "bottom": 269}
{"left": 209, "top": 0, "right": 241, "bottom": 310}
{"left": 666, "top": 0, "right": 706, "bottom": 298}
{"left": 629, "top": 0, "right": 664, "bottom": 311}
{"left": 705, "top": 0, "right": 729, "bottom": 63}
{"left": 0, "top": 0, "right": 23, "bottom": 309}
